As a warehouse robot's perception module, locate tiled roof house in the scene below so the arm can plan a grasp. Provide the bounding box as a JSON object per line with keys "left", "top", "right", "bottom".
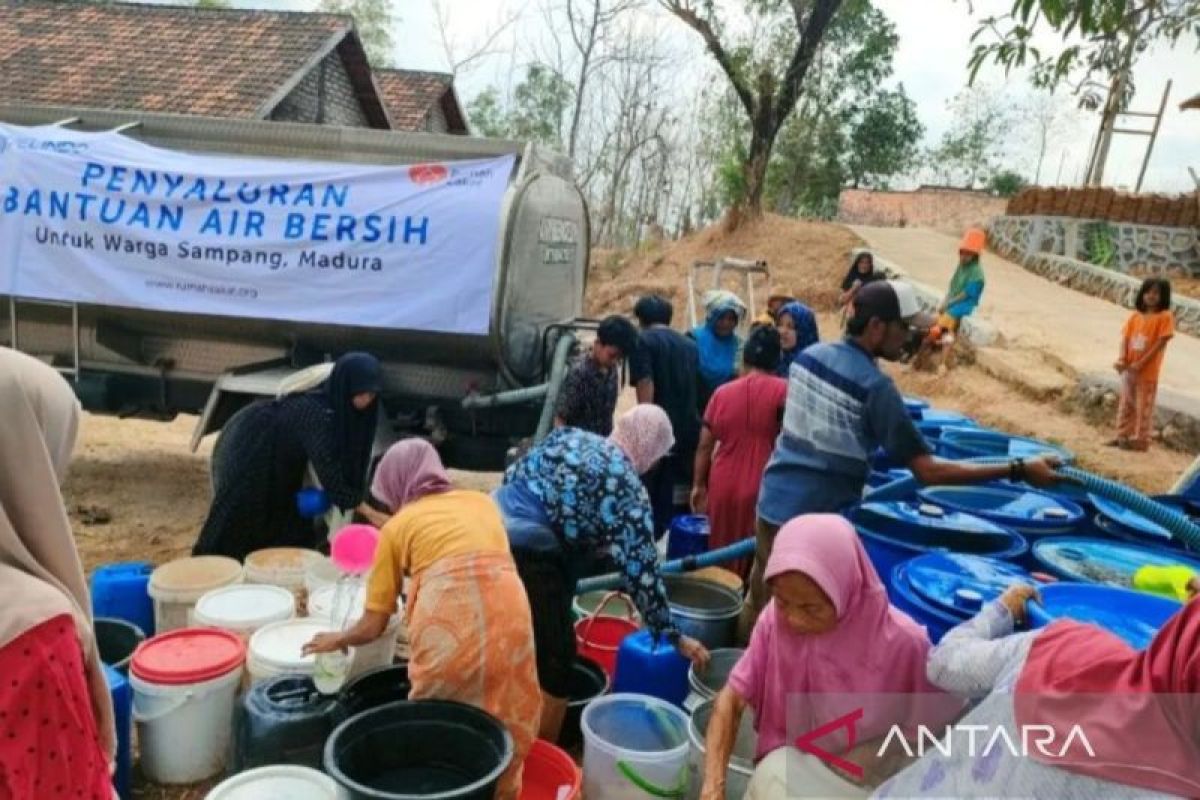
{"left": 0, "top": 1, "right": 469, "bottom": 134}
{"left": 376, "top": 68, "right": 468, "bottom": 134}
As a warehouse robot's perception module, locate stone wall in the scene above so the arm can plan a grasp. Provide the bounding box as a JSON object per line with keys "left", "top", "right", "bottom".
{"left": 837, "top": 188, "right": 1008, "bottom": 235}
{"left": 269, "top": 52, "right": 371, "bottom": 128}
{"left": 990, "top": 214, "right": 1200, "bottom": 275}
{"left": 988, "top": 216, "right": 1200, "bottom": 337}
{"left": 1074, "top": 375, "right": 1200, "bottom": 452}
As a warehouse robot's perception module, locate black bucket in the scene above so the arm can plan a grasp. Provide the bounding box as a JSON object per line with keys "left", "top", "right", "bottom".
{"left": 335, "top": 663, "right": 411, "bottom": 725}
{"left": 558, "top": 655, "right": 609, "bottom": 750}
{"left": 233, "top": 676, "right": 339, "bottom": 771}
{"left": 94, "top": 617, "right": 145, "bottom": 675}
{"left": 324, "top": 700, "right": 513, "bottom": 800}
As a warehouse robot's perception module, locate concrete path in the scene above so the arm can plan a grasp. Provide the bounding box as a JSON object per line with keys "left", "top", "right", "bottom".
{"left": 848, "top": 225, "right": 1200, "bottom": 408}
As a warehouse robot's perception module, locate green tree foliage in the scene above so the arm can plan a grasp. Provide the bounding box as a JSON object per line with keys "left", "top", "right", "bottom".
{"left": 988, "top": 169, "right": 1029, "bottom": 196}
{"left": 194, "top": 0, "right": 230, "bottom": 8}
{"left": 925, "top": 86, "right": 1018, "bottom": 189}
{"left": 319, "top": 0, "right": 395, "bottom": 68}
{"left": 465, "top": 87, "right": 510, "bottom": 138}
{"left": 465, "top": 65, "right": 574, "bottom": 148}
{"left": 846, "top": 87, "right": 923, "bottom": 189}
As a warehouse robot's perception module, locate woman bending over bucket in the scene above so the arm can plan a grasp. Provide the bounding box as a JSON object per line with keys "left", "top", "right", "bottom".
{"left": 304, "top": 439, "right": 540, "bottom": 800}
{"left": 701, "top": 515, "right": 962, "bottom": 800}
{"left": 875, "top": 586, "right": 1200, "bottom": 798}
{"left": 496, "top": 406, "right": 710, "bottom": 741}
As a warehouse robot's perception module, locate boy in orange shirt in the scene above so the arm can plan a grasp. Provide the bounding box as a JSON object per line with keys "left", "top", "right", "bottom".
{"left": 1111, "top": 277, "right": 1175, "bottom": 451}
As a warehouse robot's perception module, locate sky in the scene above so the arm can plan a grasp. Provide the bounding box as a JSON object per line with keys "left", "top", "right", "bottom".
{"left": 160, "top": 0, "right": 1200, "bottom": 191}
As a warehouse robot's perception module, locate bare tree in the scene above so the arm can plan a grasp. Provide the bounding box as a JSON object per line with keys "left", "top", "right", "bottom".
{"left": 433, "top": 0, "right": 524, "bottom": 77}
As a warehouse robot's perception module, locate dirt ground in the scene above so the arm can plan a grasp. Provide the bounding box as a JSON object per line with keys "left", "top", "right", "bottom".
{"left": 65, "top": 214, "right": 1195, "bottom": 798}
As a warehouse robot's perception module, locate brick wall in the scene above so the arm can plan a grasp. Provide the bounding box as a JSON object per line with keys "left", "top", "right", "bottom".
{"left": 837, "top": 188, "right": 1008, "bottom": 235}
{"left": 269, "top": 52, "right": 371, "bottom": 128}
{"left": 1008, "top": 187, "right": 1199, "bottom": 227}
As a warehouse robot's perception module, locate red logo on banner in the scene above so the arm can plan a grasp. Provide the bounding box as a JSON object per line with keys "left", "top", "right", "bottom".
{"left": 795, "top": 707, "right": 866, "bottom": 780}
{"left": 409, "top": 163, "right": 449, "bottom": 185}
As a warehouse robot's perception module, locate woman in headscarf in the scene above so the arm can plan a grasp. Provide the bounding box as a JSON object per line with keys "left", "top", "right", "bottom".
{"left": 876, "top": 586, "right": 1200, "bottom": 799}
{"left": 193, "top": 352, "right": 382, "bottom": 560}
{"left": 0, "top": 348, "right": 116, "bottom": 799}
{"left": 691, "top": 325, "right": 787, "bottom": 579}
{"left": 495, "top": 406, "right": 711, "bottom": 740}
{"left": 839, "top": 249, "right": 884, "bottom": 311}
{"left": 774, "top": 300, "right": 820, "bottom": 377}
{"left": 700, "top": 515, "right": 962, "bottom": 800}
{"left": 304, "top": 439, "right": 540, "bottom": 800}
{"left": 691, "top": 289, "right": 747, "bottom": 413}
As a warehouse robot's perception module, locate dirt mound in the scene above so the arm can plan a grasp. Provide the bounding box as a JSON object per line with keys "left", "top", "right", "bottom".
{"left": 586, "top": 213, "right": 864, "bottom": 321}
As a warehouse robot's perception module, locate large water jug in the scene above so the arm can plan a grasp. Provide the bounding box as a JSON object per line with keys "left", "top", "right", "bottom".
{"left": 91, "top": 562, "right": 155, "bottom": 636}
{"left": 102, "top": 663, "right": 132, "bottom": 800}
{"left": 612, "top": 630, "right": 690, "bottom": 707}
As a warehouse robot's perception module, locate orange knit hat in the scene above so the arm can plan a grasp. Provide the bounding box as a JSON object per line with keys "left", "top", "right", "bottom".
{"left": 959, "top": 227, "right": 986, "bottom": 255}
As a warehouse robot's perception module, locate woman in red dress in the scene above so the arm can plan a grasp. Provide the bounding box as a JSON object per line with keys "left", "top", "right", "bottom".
{"left": 690, "top": 326, "right": 787, "bottom": 580}
{"left": 0, "top": 348, "right": 115, "bottom": 800}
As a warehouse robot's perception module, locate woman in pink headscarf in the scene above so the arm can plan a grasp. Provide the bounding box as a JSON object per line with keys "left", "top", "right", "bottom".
{"left": 700, "top": 515, "right": 962, "bottom": 799}
{"left": 305, "top": 439, "right": 540, "bottom": 800}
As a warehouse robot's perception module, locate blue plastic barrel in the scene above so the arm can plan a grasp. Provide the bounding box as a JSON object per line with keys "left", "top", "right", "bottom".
{"left": 850, "top": 501, "right": 1028, "bottom": 585}
{"left": 91, "top": 562, "right": 155, "bottom": 637}
{"left": 103, "top": 663, "right": 132, "bottom": 800}
{"left": 1027, "top": 583, "right": 1180, "bottom": 649}
{"left": 903, "top": 396, "right": 930, "bottom": 419}
{"left": 890, "top": 553, "right": 1034, "bottom": 643}
{"left": 666, "top": 515, "right": 709, "bottom": 561}
{"left": 1031, "top": 536, "right": 1200, "bottom": 587}
{"left": 916, "top": 409, "right": 977, "bottom": 433}
{"left": 867, "top": 469, "right": 914, "bottom": 491}
{"left": 1090, "top": 494, "right": 1200, "bottom": 554}
{"left": 611, "top": 630, "right": 690, "bottom": 707}
{"left": 938, "top": 428, "right": 1074, "bottom": 463}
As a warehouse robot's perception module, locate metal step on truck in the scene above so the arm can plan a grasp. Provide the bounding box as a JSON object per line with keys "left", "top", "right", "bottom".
{"left": 0, "top": 103, "right": 593, "bottom": 471}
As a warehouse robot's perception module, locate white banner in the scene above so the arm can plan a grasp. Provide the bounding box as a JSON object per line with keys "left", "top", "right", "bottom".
{"left": 0, "top": 123, "right": 515, "bottom": 335}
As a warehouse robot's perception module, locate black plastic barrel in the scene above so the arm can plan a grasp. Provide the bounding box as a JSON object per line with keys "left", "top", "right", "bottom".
{"left": 233, "top": 676, "right": 339, "bottom": 771}
{"left": 93, "top": 617, "right": 145, "bottom": 674}
{"left": 335, "top": 663, "right": 412, "bottom": 725}
{"left": 558, "top": 655, "right": 609, "bottom": 750}
{"left": 324, "top": 700, "right": 513, "bottom": 800}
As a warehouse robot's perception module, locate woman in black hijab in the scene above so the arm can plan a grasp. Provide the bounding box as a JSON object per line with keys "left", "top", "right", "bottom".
{"left": 193, "top": 352, "right": 382, "bottom": 560}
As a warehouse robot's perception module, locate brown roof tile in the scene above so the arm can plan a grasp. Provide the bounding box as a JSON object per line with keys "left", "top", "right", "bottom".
{"left": 375, "top": 68, "right": 467, "bottom": 133}
{"left": 0, "top": 0, "right": 388, "bottom": 126}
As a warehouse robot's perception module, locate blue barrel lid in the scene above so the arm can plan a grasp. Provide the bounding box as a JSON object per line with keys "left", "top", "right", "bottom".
{"left": 901, "top": 552, "right": 1033, "bottom": 617}
{"left": 917, "top": 409, "right": 977, "bottom": 428}
{"left": 939, "top": 428, "right": 1074, "bottom": 462}
{"left": 1027, "top": 583, "right": 1180, "bottom": 649}
{"left": 1032, "top": 536, "right": 1200, "bottom": 587}
{"left": 917, "top": 485, "right": 1084, "bottom": 531}
{"left": 853, "top": 501, "right": 1013, "bottom": 537}
{"left": 1088, "top": 494, "right": 1198, "bottom": 546}
{"left": 669, "top": 514, "right": 710, "bottom": 535}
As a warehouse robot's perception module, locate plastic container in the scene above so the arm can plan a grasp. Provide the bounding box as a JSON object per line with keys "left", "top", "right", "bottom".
{"left": 575, "top": 594, "right": 641, "bottom": 678}
{"left": 663, "top": 575, "right": 743, "bottom": 649}
{"left": 206, "top": 765, "right": 339, "bottom": 800}
{"left": 560, "top": 656, "right": 610, "bottom": 750}
{"left": 889, "top": 553, "right": 1034, "bottom": 644}
{"left": 247, "top": 618, "right": 332, "bottom": 685}
{"left": 918, "top": 485, "right": 1083, "bottom": 538}
{"left": 94, "top": 617, "right": 145, "bottom": 674}
{"left": 690, "top": 567, "right": 744, "bottom": 597}
{"left": 308, "top": 582, "right": 403, "bottom": 679}
{"left": 148, "top": 555, "right": 243, "bottom": 634}
{"left": 324, "top": 700, "right": 514, "bottom": 800}
{"left": 130, "top": 627, "right": 246, "bottom": 784}
{"left": 305, "top": 555, "right": 342, "bottom": 597}
{"left": 684, "top": 648, "right": 744, "bottom": 713}
{"left": 850, "top": 501, "right": 1029, "bottom": 588}
{"left": 521, "top": 739, "right": 582, "bottom": 800}
{"left": 914, "top": 409, "right": 977, "bottom": 435}
{"left": 103, "top": 663, "right": 132, "bottom": 800}
{"left": 573, "top": 590, "right": 640, "bottom": 623}
{"left": 1027, "top": 583, "right": 1181, "bottom": 649}
{"left": 1030, "top": 536, "right": 1200, "bottom": 588}
{"left": 612, "top": 630, "right": 690, "bottom": 707}
{"left": 296, "top": 487, "right": 333, "bottom": 519}
{"left": 903, "top": 396, "right": 930, "bottom": 418}
{"left": 938, "top": 428, "right": 1074, "bottom": 463}
{"left": 666, "top": 515, "right": 710, "bottom": 561}
{"left": 582, "top": 693, "right": 691, "bottom": 800}
{"left": 686, "top": 698, "right": 756, "bottom": 800}
{"left": 193, "top": 583, "right": 296, "bottom": 639}
{"left": 331, "top": 524, "right": 381, "bottom": 574}
{"left": 1090, "top": 494, "right": 1199, "bottom": 554}
{"left": 91, "top": 561, "right": 155, "bottom": 637}
{"left": 335, "top": 663, "right": 412, "bottom": 725}
{"left": 245, "top": 547, "right": 324, "bottom": 613}
{"left": 233, "top": 675, "right": 339, "bottom": 771}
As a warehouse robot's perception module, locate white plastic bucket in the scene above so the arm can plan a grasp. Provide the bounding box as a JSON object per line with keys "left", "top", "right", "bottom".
{"left": 307, "top": 583, "right": 402, "bottom": 678}
{"left": 303, "top": 555, "right": 341, "bottom": 597}
{"left": 582, "top": 693, "right": 691, "bottom": 800}
{"left": 205, "top": 764, "right": 338, "bottom": 800}
{"left": 149, "top": 556, "right": 243, "bottom": 634}
{"left": 247, "top": 618, "right": 332, "bottom": 684}
{"left": 244, "top": 548, "right": 323, "bottom": 613}
{"left": 193, "top": 583, "right": 296, "bottom": 639}
{"left": 130, "top": 628, "right": 246, "bottom": 784}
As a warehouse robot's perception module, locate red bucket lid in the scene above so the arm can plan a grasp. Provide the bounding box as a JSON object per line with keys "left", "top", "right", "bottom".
{"left": 130, "top": 627, "right": 245, "bottom": 685}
